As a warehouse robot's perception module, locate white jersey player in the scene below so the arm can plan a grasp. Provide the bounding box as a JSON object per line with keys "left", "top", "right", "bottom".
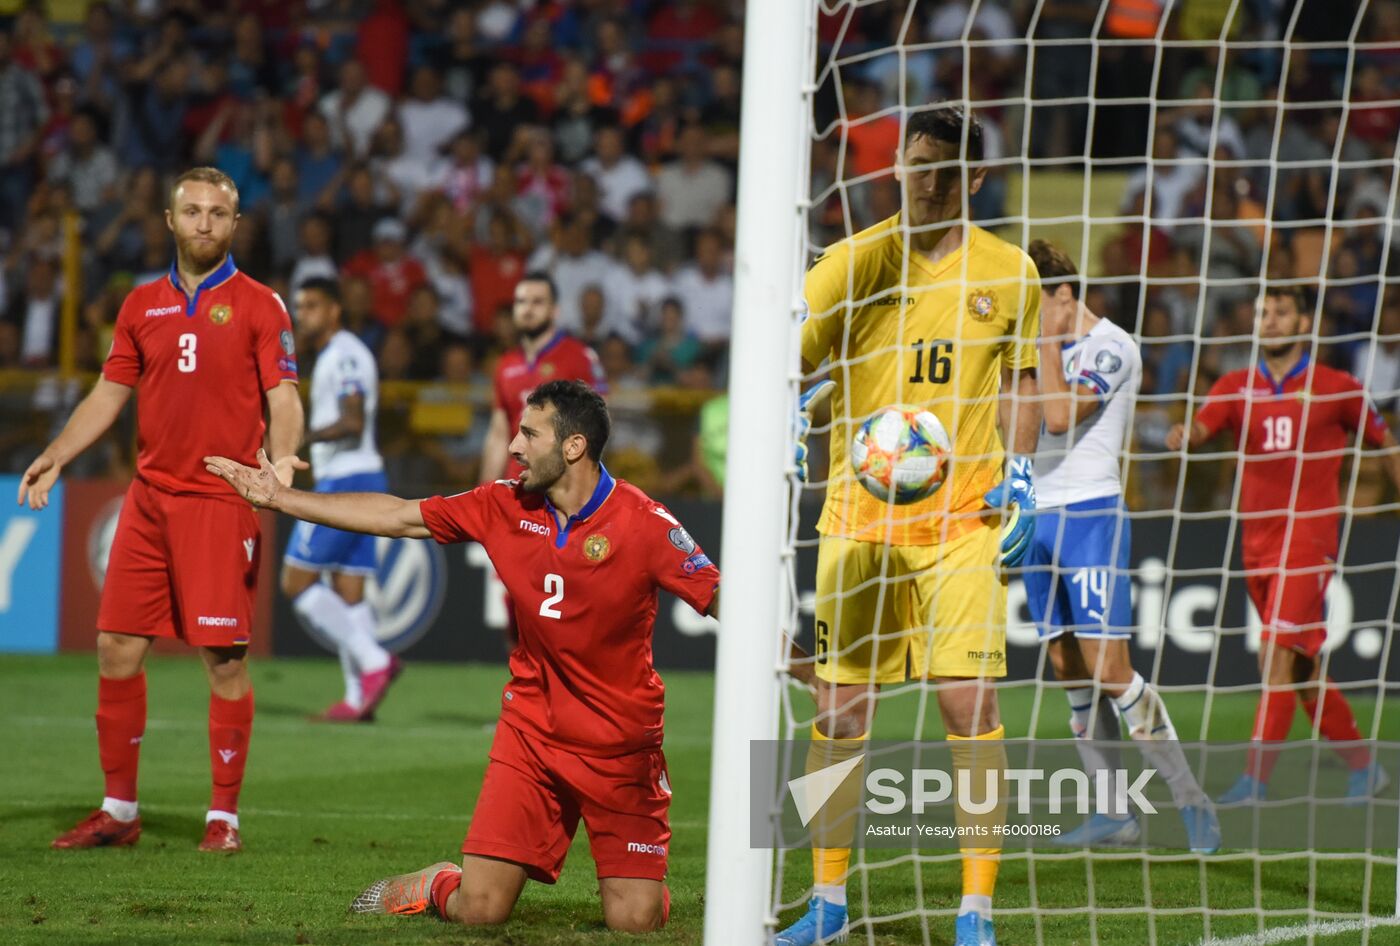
{"left": 1024, "top": 240, "right": 1218, "bottom": 853}
{"left": 280, "top": 278, "right": 401, "bottom": 721}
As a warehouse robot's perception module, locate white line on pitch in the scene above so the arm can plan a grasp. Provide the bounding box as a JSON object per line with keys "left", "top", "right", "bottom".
{"left": 1193, "top": 916, "right": 1400, "bottom": 946}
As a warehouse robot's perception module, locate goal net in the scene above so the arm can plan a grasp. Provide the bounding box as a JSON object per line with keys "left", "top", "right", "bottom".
{"left": 718, "top": 1, "right": 1400, "bottom": 944}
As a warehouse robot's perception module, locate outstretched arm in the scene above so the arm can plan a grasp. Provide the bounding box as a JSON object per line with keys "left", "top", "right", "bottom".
{"left": 206, "top": 449, "right": 431, "bottom": 539}
{"left": 265, "top": 381, "right": 308, "bottom": 487}
{"left": 18, "top": 377, "right": 132, "bottom": 509}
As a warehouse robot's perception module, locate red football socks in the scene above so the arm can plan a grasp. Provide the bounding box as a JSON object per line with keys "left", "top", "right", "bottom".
{"left": 431, "top": 868, "right": 462, "bottom": 919}
{"left": 1303, "top": 679, "right": 1370, "bottom": 770}
{"left": 1245, "top": 688, "right": 1297, "bottom": 784}
{"left": 97, "top": 673, "right": 147, "bottom": 803}
{"left": 208, "top": 690, "right": 254, "bottom": 814}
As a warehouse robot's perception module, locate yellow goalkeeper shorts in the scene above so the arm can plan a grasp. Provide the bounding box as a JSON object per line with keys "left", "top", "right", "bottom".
{"left": 812, "top": 524, "right": 1008, "bottom": 684}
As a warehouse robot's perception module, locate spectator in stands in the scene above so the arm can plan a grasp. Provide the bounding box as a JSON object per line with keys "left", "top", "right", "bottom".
{"left": 1141, "top": 302, "right": 1194, "bottom": 395}
{"left": 700, "top": 63, "right": 742, "bottom": 165}
{"left": 551, "top": 56, "right": 613, "bottom": 165}
{"left": 473, "top": 61, "right": 539, "bottom": 160}
{"left": 1354, "top": 295, "right": 1400, "bottom": 412}
{"left": 291, "top": 213, "right": 338, "bottom": 293}
{"left": 423, "top": 243, "right": 474, "bottom": 341}
{"left": 467, "top": 212, "right": 528, "bottom": 340}
{"left": 442, "top": 130, "right": 494, "bottom": 215}
{"left": 342, "top": 217, "right": 428, "bottom": 330}
{"left": 529, "top": 212, "right": 614, "bottom": 332}
{"left": 618, "top": 190, "right": 684, "bottom": 271}
{"left": 0, "top": 25, "right": 49, "bottom": 229}
{"left": 637, "top": 297, "right": 703, "bottom": 385}
{"left": 371, "top": 117, "right": 446, "bottom": 217}
{"left": 399, "top": 64, "right": 471, "bottom": 172}
{"left": 47, "top": 107, "right": 117, "bottom": 216}
{"left": 582, "top": 124, "right": 653, "bottom": 224}
{"left": 295, "top": 111, "right": 343, "bottom": 211}
{"left": 513, "top": 125, "right": 570, "bottom": 229}
{"left": 577, "top": 284, "right": 610, "bottom": 349}
{"left": 656, "top": 123, "right": 733, "bottom": 233}
{"left": 319, "top": 59, "right": 391, "bottom": 159}
{"left": 263, "top": 157, "right": 304, "bottom": 273}
{"left": 434, "top": 8, "right": 492, "bottom": 104}
{"left": 1120, "top": 126, "right": 1203, "bottom": 234}
{"left": 608, "top": 234, "right": 672, "bottom": 341}
{"left": 672, "top": 228, "right": 733, "bottom": 347}
{"left": 334, "top": 163, "right": 391, "bottom": 260}
{"left": 6, "top": 255, "right": 61, "bottom": 368}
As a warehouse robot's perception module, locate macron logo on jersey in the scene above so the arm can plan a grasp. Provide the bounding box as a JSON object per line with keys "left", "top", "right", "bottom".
{"left": 144, "top": 305, "right": 181, "bottom": 318}
{"left": 519, "top": 519, "right": 551, "bottom": 537}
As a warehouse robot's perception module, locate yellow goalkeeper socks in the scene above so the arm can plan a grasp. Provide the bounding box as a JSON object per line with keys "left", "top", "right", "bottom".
{"left": 808, "top": 724, "right": 868, "bottom": 906}
{"left": 949, "top": 725, "right": 1006, "bottom": 916}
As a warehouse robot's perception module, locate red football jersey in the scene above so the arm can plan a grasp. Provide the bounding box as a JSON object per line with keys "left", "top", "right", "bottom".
{"left": 1194, "top": 356, "right": 1389, "bottom": 562}
{"left": 419, "top": 469, "right": 719, "bottom": 755}
{"left": 493, "top": 330, "right": 606, "bottom": 477}
{"left": 102, "top": 258, "right": 298, "bottom": 497}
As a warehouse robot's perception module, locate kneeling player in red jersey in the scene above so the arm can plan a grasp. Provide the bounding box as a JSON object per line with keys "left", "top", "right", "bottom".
{"left": 206, "top": 380, "right": 716, "bottom": 931}
{"left": 1169, "top": 285, "right": 1400, "bottom": 804}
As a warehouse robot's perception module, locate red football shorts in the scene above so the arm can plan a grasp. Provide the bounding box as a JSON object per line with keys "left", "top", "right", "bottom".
{"left": 1244, "top": 558, "right": 1332, "bottom": 658}
{"left": 464, "top": 720, "right": 671, "bottom": 883}
{"left": 97, "top": 477, "right": 261, "bottom": 648}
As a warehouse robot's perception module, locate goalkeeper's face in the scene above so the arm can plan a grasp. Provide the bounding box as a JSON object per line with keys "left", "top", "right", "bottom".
{"left": 899, "top": 136, "right": 986, "bottom": 229}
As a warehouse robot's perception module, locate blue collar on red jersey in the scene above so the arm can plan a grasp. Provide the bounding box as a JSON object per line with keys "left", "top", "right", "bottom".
{"left": 168, "top": 255, "right": 238, "bottom": 316}
{"left": 544, "top": 463, "right": 615, "bottom": 549}
{"left": 526, "top": 329, "right": 567, "bottom": 369}
{"left": 1257, "top": 352, "right": 1310, "bottom": 395}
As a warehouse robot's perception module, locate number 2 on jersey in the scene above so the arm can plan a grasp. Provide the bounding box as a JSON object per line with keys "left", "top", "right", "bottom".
{"left": 177, "top": 333, "right": 197, "bottom": 373}
{"left": 539, "top": 573, "right": 564, "bottom": 619}
{"left": 1262, "top": 415, "right": 1293, "bottom": 451}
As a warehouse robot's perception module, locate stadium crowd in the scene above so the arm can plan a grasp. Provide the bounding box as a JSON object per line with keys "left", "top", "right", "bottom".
{"left": 0, "top": 0, "right": 1397, "bottom": 501}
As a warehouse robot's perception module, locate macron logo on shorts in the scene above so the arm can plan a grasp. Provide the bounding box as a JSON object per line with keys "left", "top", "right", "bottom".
{"left": 198, "top": 616, "right": 240, "bottom": 627}
{"left": 626, "top": 842, "right": 667, "bottom": 856}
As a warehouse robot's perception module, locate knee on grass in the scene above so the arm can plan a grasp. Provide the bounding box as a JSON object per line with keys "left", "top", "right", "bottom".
{"left": 601, "top": 895, "right": 666, "bottom": 933}
{"left": 450, "top": 887, "right": 516, "bottom": 926}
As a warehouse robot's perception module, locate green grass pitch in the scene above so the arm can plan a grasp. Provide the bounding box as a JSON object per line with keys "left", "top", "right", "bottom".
{"left": 3, "top": 653, "right": 1400, "bottom": 945}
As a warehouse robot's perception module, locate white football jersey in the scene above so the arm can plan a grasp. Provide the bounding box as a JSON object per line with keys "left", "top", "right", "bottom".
{"left": 1034, "top": 318, "right": 1141, "bottom": 507}
{"left": 309, "top": 330, "right": 383, "bottom": 480}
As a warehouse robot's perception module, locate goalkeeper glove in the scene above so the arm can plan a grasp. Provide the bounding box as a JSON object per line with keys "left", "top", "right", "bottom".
{"left": 983, "top": 454, "right": 1036, "bottom": 567}
{"left": 794, "top": 380, "right": 835, "bottom": 484}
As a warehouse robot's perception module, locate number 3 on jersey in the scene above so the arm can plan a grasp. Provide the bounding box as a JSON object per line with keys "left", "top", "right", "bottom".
{"left": 177, "top": 333, "right": 197, "bottom": 373}
{"left": 539, "top": 573, "right": 564, "bottom": 619}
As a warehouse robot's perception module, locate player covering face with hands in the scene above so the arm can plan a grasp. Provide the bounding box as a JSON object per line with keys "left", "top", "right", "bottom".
{"left": 206, "top": 380, "right": 719, "bottom": 932}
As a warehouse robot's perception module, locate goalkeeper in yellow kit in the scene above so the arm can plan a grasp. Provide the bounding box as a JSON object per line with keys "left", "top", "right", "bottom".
{"left": 778, "top": 104, "right": 1041, "bottom": 946}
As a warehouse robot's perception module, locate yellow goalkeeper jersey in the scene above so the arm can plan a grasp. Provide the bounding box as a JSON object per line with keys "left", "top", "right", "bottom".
{"left": 802, "top": 215, "right": 1041, "bottom": 547}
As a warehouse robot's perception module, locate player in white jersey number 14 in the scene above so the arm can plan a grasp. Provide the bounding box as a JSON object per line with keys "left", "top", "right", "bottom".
{"left": 1023, "top": 240, "right": 1219, "bottom": 854}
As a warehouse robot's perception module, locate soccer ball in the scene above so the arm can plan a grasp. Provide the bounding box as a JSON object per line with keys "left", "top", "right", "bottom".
{"left": 850, "top": 408, "right": 951, "bottom": 504}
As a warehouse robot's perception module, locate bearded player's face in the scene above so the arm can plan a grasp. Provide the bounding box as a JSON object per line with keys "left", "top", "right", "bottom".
{"left": 510, "top": 404, "right": 568, "bottom": 492}
{"left": 1258, "top": 295, "right": 1310, "bottom": 357}
{"left": 899, "top": 135, "right": 986, "bottom": 230}
{"left": 167, "top": 181, "right": 238, "bottom": 272}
